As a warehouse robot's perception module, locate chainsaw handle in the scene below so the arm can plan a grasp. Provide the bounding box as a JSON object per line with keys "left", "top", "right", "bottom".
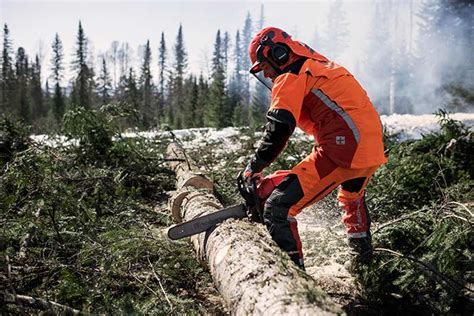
{"left": 237, "top": 172, "right": 263, "bottom": 223}
{"left": 250, "top": 178, "right": 263, "bottom": 223}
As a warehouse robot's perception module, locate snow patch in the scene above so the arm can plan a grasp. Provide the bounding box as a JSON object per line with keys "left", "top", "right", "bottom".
{"left": 380, "top": 113, "right": 474, "bottom": 140}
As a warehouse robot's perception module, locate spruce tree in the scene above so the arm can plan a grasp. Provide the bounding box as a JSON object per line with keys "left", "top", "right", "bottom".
{"left": 97, "top": 56, "right": 112, "bottom": 105}
{"left": 363, "top": 2, "right": 392, "bottom": 114}
{"left": 1, "top": 23, "right": 15, "bottom": 114}
{"left": 223, "top": 31, "right": 230, "bottom": 77}
{"left": 158, "top": 32, "right": 167, "bottom": 122}
{"left": 325, "top": 0, "right": 349, "bottom": 60}
{"left": 108, "top": 41, "right": 119, "bottom": 89}
{"left": 71, "top": 21, "right": 93, "bottom": 108}
{"left": 139, "top": 40, "right": 154, "bottom": 128}
{"left": 15, "top": 47, "right": 30, "bottom": 122}
{"left": 169, "top": 24, "right": 188, "bottom": 128}
{"left": 182, "top": 75, "right": 198, "bottom": 127}
{"left": 229, "top": 30, "right": 245, "bottom": 126}
{"left": 118, "top": 42, "right": 132, "bottom": 81}
{"left": 30, "top": 55, "right": 44, "bottom": 120}
{"left": 241, "top": 13, "right": 253, "bottom": 109}
{"left": 44, "top": 79, "right": 51, "bottom": 120}
{"left": 205, "top": 30, "right": 228, "bottom": 128}
{"left": 251, "top": 6, "right": 270, "bottom": 126}
{"left": 116, "top": 67, "right": 140, "bottom": 126}
{"left": 310, "top": 26, "right": 325, "bottom": 54}
{"left": 51, "top": 33, "right": 65, "bottom": 123}
{"left": 195, "top": 73, "right": 208, "bottom": 127}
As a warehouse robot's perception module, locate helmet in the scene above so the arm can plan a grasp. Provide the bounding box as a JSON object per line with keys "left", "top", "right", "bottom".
{"left": 249, "top": 27, "right": 328, "bottom": 74}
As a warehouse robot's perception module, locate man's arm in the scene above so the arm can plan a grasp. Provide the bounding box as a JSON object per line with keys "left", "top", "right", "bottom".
{"left": 248, "top": 108, "right": 296, "bottom": 173}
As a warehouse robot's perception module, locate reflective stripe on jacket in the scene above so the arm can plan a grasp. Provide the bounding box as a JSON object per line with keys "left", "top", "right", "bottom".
{"left": 270, "top": 59, "right": 387, "bottom": 169}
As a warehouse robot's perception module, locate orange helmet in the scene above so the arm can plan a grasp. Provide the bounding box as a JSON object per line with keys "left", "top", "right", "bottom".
{"left": 249, "top": 27, "right": 328, "bottom": 74}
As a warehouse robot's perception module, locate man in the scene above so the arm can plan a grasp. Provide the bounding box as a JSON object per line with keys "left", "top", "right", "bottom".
{"left": 241, "top": 27, "right": 387, "bottom": 269}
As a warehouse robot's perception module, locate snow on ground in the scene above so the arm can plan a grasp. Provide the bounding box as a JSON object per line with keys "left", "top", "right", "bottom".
{"left": 381, "top": 113, "right": 474, "bottom": 140}
{"left": 31, "top": 113, "right": 474, "bottom": 147}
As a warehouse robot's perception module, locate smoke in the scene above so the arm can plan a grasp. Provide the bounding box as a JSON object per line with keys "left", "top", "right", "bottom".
{"left": 310, "top": 0, "right": 473, "bottom": 114}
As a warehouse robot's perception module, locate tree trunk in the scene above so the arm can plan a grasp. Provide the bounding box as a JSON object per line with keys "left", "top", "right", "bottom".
{"left": 166, "top": 143, "right": 340, "bottom": 315}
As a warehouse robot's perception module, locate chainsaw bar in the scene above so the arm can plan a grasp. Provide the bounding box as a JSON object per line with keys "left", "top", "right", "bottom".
{"left": 167, "top": 204, "right": 247, "bottom": 240}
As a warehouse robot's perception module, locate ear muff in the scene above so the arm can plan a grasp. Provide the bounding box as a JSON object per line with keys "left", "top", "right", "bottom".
{"left": 260, "top": 34, "right": 290, "bottom": 66}
{"left": 270, "top": 43, "right": 290, "bottom": 65}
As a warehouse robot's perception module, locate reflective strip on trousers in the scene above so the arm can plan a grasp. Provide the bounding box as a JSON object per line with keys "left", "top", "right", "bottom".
{"left": 348, "top": 232, "right": 368, "bottom": 238}
{"left": 312, "top": 89, "right": 361, "bottom": 144}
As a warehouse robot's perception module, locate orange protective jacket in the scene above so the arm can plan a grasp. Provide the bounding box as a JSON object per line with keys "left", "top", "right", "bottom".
{"left": 270, "top": 59, "right": 387, "bottom": 169}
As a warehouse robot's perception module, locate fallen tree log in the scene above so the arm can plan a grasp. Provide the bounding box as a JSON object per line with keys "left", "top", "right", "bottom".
{"left": 166, "top": 142, "right": 340, "bottom": 315}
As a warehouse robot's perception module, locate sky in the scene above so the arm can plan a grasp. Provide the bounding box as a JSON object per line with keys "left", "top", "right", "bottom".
{"left": 1, "top": 0, "right": 410, "bottom": 81}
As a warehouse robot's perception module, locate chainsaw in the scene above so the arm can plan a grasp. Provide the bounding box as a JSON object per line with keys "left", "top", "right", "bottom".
{"left": 167, "top": 170, "right": 290, "bottom": 240}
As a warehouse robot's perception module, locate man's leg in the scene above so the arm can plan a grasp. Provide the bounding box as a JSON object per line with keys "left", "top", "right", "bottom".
{"left": 338, "top": 167, "right": 379, "bottom": 262}
{"left": 264, "top": 174, "right": 305, "bottom": 268}
{"left": 263, "top": 149, "right": 340, "bottom": 269}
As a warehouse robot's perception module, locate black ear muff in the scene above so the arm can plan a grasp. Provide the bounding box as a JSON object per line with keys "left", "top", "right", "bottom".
{"left": 260, "top": 34, "right": 290, "bottom": 66}
{"left": 270, "top": 44, "right": 289, "bottom": 65}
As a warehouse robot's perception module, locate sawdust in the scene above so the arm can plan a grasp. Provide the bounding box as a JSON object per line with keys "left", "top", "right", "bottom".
{"left": 296, "top": 195, "right": 366, "bottom": 312}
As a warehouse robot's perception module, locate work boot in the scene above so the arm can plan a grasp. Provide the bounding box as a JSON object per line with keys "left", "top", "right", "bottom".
{"left": 289, "top": 252, "right": 306, "bottom": 271}
{"left": 348, "top": 235, "right": 373, "bottom": 262}
{"left": 345, "top": 236, "right": 373, "bottom": 273}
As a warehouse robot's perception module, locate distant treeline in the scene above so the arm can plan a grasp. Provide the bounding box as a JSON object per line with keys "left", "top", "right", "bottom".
{"left": 0, "top": 1, "right": 472, "bottom": 132}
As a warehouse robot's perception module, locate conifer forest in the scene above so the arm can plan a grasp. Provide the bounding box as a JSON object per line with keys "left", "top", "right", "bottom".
{"left": 1, "top": 1, "right": 473, "bottom": 315}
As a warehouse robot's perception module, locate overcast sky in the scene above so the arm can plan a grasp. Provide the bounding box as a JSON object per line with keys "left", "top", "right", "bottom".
{"left": 1, "top": 0, "right": 418, "bottom": 81}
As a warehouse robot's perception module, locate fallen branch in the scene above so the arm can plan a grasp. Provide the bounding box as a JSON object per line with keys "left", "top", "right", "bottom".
{"left": 1, "top": 292, "right": 82, "bottom": 315}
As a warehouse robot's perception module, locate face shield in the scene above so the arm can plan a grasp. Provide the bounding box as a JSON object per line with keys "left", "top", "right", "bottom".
{"left": 250, "top": 71, "right": 273, "bottom": 91}
{"left": 249, "top": 44, "right": 277, "bottom": 92}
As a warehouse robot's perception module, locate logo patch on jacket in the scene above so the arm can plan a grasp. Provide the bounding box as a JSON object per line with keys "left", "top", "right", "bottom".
{"left": 336, "top": 136, "right": 345, "bottom": 145}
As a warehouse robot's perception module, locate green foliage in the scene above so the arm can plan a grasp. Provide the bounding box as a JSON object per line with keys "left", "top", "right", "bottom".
{"left": 0, "top": 115, "right": 30, "bottom": 165}
{"left": 0, "top": 109, "right": 222, "bottom": 314}
{"left": 355, "top": 111, "right": 474, "bottom": 313}
{"left": 368, "top": 110, "right": 473, "bottom": 220}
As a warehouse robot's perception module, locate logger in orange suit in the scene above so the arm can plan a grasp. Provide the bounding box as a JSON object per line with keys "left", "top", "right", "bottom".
{"left": 240, "top": 27, "right": 387, "bottom": 269}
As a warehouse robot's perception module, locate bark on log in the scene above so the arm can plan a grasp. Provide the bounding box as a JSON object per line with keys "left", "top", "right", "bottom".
{"left": 166, "top": 142, "right": 340, "bottom": 315}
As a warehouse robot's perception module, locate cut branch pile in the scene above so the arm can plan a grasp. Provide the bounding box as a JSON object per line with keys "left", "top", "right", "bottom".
{"left": 166, "top": 142, "right": 340, "bottom": 315}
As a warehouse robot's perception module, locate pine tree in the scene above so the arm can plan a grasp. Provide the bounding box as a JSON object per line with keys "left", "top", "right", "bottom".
{"left": 158, "top": 32, "right": 167, "bottom": 122}
{"left": 1, "top": 23, "right": 15, "bottom": 114}
{"left": 50, "top": 33, "right": 65, "bottom": 123}
{"left": 30, "top": 55, "right": 44, "bottom": 120}
{"left": 325, "top": 0, "right": 349, "bottom": 60}
{"left": 71, "top": 21, "right": 94, "bottom": 108}
{"left": 15, "top": 47, "right": 30, "bottom": 122}
{"left": 97, "top": 56, "right": 112, "bottom": 105}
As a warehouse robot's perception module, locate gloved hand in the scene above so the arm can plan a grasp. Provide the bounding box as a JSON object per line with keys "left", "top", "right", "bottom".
{"left": 238, "top": 164, "right": 263, "bottom": 188}
{"left": 240, "top": 163, "right": 263, "bottom": 187}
